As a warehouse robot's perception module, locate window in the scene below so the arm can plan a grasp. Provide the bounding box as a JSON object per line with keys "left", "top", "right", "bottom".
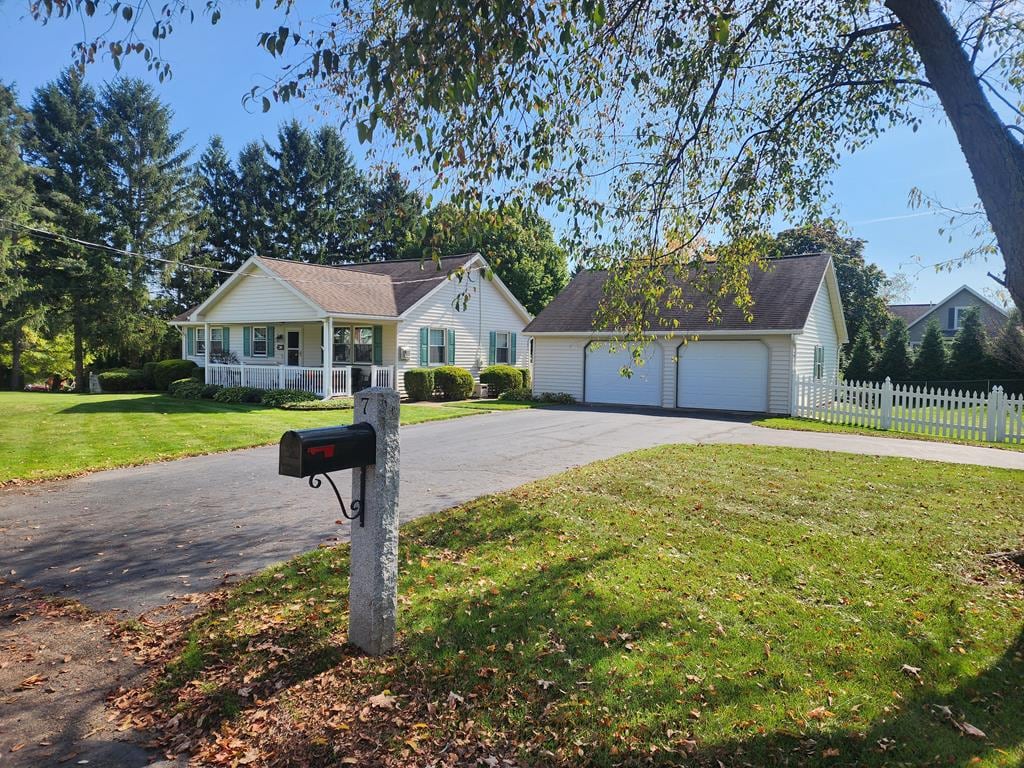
{"left": 429, "top": 328, "right": 447, "bottom": 364}
{"left": 354, "top": 327, "right": 374, "bottom": 363}
{"left": 252, "top": 326, "right": 268, "bottom": 357}
{"left": 953, "top": 306, "right": 971, "bottom": 329}
{"left": 210, "top": 327, "right": 224, "bottom": 356}
{"left": 813, "top": 345, "right": 825, "bottom": 380}
{"left": 333, "top": 327, "right": 352, "bottom": 363}
{"left": 195, "top": 328, "right": 206, "bottom": 355}
{"left": 494, "top": 331, "right": 511, "bottom": 364}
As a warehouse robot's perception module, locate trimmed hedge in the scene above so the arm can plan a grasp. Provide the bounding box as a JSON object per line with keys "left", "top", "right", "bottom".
{"left": 433, "top": 366, "right": 474, "bottom": 401}
{"left": 141, "top": 361, "right": 158, "bottom": 389}
{"left": 200, "top": 384, "right": 222, "bottom": 399}
{"left": 498, "top": 386, "right": 534, "bottom": 402}
{"left": 168, "top": 379, "right": 205, "bottom": 399}
{"left": 518, "top": 368, "right": 531, "bottom": 389}
{"left": 538, "top": 391, "right": 576, "bottom": 404}
{"left": 191, "top": 367, "right": 205, "bottom": 383}
{"left": 97, "top": 368, "right": 147, "bottom": 392}
{"left": 479, "top": 364, "right": 522, "bottom": 396}
{"left": 213, "top": 386, "right": 265, "bottom": 404}
{"left": 261, "top": 388, "right": 320, "bottom": 407}
{"left": 153, "top": 359, "right": 198, "bottom": 391}
{"left": 404, "top": 368, "right": 435, "bottom": 402}
{"left": 280, "top": 398, "right": 355, "bottom": 411}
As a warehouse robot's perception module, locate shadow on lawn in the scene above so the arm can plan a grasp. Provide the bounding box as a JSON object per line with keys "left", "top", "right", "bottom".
{"left": 59, "top": 395, "right": 260, "bottom": 415}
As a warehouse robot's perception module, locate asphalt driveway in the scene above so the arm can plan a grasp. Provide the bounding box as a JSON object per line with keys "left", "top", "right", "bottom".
{"left": 2, "top": 406, "right": 1022, "bottom": 613}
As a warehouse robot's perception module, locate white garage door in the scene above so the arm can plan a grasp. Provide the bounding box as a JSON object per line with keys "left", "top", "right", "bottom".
{"left": 585, "top": 344, "right": 663, "bottom": 407}
{"left": 677, "top": 341, "right": 769, "bottom": 412}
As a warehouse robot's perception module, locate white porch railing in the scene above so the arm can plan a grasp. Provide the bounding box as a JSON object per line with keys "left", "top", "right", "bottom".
{"left": 205, "top": 363, "right": 395, "bottom": 398}
{"left": 371, "top": 365, "right": 394, "bottom": 390}
{"left": 793, "top": 375, "right": 1024, "bottom": 444}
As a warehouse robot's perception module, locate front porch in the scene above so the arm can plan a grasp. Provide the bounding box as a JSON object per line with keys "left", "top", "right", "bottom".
{"left": 205, "top": 362, "right": 395, "bottom": 398}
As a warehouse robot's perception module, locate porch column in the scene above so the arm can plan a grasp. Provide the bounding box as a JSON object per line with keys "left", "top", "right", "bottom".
{"left": 203, "top": 322, "right": 211, "bottom": 384}
{"left": 322, "top": 317, "right": 333, "bottom": 400}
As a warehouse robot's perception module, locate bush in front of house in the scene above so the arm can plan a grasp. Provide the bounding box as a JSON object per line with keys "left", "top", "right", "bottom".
{"left": 213, "top": 386, "right": 265, "bottom": 404}
{"left": 518, "top": 368, "right": 531, "bottom": 389}
{"left": 200, "top": 384, "right": 222, "bottom": 399}
{"left": 153, "top": 359, "right": 198, "bottom": 391}
{"left": 433, "top": 366, "right": 474, "bottom": 401}
{"left": 191, "top": 367, "right": 205, "bottom": 383}
{"left": 260, "top": 388, "right": 320, "bottom": 408}
{"left": 97, "top": 368, "right": 148, "bottom": 392}
{"left": 280, "top": 397, "right": 355, "bottom": 411}
{"left": 168, "top": 378, "right": 206, "bottom": 399}
{"left": 141, "top": 361, "right": 158, "bottom": 389}
{"left": 498, "top": 386, "right": 535, "bottom": 402}
{"left": 538, "top": 391, "right": 576, "bottom": 404}
{"left": 479, "top": 364, "right": 522, "bottom": 396}
{"left": 404, "top": 368, "right": 435, "bottom": 402}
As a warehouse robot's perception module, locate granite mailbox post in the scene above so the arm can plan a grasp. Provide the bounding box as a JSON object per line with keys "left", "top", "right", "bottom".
{"left": 279, "top": 387, "right": 400, "bottom": 655}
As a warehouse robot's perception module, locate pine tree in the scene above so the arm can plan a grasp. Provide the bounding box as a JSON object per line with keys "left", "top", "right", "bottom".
{"left": 364, "top": 168, "right": 424, "bottom": 262}
{"left": 911, "top": 318, "right": 947, "bottom": 383}
{"left": 0, "top": 82, "right": 42, "bottom": 390}
{"left": 235, "top": 141, "right": 275, "bottom": 261}
{"left": 313, "top": 125, "right": 366, "bottom": 264}
{"left": 874, "top": 317, "right": 912, "bottom": 381}
{"left": 991, "top": 309, "right": 1024, "bottom": 377}
{"left": 96, "top": 78, "right": 195, "bottom": 364}
{"left": 843, "top": 327, "right": 876, "bottom": 382}
{"left": 27, "top": 69, "right": 110, "bottom": 390}
{"left": 947, "top": 306, "right": 991, "bottom": 383}
{"left": 266, "top": 120, "right": 321, "bottom": 261}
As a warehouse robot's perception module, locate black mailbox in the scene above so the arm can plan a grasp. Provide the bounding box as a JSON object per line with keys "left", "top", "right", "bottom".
{"left": 279, "top": 423, "right": 376, "bottom": 478}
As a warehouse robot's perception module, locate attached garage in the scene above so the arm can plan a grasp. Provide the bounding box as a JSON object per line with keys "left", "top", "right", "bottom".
{"left": 524, "top": 254, "right": 848, "bottom": 415}
{"left": 585, "top": 344, "right": 662, "bottom": 406}
{"left": 677, "top": 340, "right": 768, "bottom": 412}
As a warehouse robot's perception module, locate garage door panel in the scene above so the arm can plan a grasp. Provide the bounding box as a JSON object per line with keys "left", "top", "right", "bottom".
{"left": 677, "top": 341, "right": 768, "bottom": 412}
{"left": 585, "top": 345, "right": 663, "bottom": 406}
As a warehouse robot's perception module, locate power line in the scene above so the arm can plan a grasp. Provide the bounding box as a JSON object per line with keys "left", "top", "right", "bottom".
{"left": 2, "top": 220, "right": 477, "bottom": 288}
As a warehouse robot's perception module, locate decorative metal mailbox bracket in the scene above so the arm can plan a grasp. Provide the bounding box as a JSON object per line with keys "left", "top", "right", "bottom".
{"left": 308, "top": 466, "right": 366, "bottom": 527}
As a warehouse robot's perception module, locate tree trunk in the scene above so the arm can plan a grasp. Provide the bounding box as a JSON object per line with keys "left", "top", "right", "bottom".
{"left": 73, "top": 308, "right": 86, "bottom": 392}
{"left": 10, "top": 327, "right": 23, "bottom": 391}
{"left": 885, "top": 0, "right": 1024, "bottom": 313}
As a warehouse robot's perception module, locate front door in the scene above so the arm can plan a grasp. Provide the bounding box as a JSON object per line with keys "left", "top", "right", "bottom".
{"left": 286, "top": 330, "right": 301, "bottom": 366}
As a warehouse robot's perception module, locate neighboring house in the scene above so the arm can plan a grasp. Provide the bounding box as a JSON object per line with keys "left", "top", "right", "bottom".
{"left": 170, "top": 253, "right": 532, "bottom": 398}
{"left": 523, "top": 253, "right": 847, "bottom": 415}
{"left": 889, "top": 284, "right": 1009, "bottom": 346}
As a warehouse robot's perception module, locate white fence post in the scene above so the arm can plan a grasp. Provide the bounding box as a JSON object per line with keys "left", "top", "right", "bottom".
{"left": 987, "top": 386, "right": 1005, "bottom": 443}
{"left": 880, "top": 377, "right": 893, "bottom": 430}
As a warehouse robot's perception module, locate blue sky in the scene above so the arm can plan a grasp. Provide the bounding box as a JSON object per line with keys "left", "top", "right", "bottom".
{"left": 0, "top": 1, "right": 1005, "bottom": 305}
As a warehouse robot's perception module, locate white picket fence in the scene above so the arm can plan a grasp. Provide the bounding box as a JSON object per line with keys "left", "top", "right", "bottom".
{"left": 794, "top": 376, "right": 1024, "bottom": 445}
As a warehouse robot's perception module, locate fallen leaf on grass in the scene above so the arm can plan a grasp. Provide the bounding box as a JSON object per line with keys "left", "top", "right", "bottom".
{"left": 900, "top": 664, "right": 923, "bottom": 683}
{"left": 807, "top": 706, "right": 835, "bottom": 721}
{"left": 368, "top": 691, "right": 397, "bottom": 709}
{"left": 822, "top": 747, "right": 840, "bottom": 758}
{"left": 956, "top": 721, "right": 987, "bottom": 740}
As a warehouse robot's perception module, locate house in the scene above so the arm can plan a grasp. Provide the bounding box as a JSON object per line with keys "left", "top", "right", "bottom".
{"left": 888, "top": 284, "right": 1009, "bottom": 346}
{"left": 523, "top": 253, "right": 847, "bottom": 414}
{"left": 170, "top": 253, "right": 532, "bottom": 398}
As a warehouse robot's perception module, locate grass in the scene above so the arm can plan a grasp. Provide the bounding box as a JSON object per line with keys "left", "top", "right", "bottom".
{"left": 0, "top": 391, "right": 490, "bottom": 484}
{"left": 755, "top": 415, "right": 1024, "bottom": 452}
{"left": 146, "top": 445, "right": 1024, "bottom": 767}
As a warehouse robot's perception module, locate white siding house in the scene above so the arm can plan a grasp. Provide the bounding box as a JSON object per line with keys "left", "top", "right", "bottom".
{"left": 526, "top": 254, "right": 847, "bottom": 415}
{"left": 170, "top": 253, "right": 531, "bottom": 398}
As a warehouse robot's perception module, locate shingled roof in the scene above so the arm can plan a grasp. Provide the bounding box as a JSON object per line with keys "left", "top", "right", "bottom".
{"left": 523, "top": 253, "right": 833, "bottom": 334}
{"left": 250, "top": 254, "right": 476, "bottom": 317}
{"left": 887, "top": 303, "right": 933, "bottom": 326}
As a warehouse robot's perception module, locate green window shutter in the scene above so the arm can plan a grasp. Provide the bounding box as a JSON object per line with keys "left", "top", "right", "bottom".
{"left": 419, "top": 327, "right": 429, "bottom": 366}
{"left": 187, "top": 327, "right": 195, "bottom": 356}
{"left": 488, "top": 331, "right": 496, "bottom": 365}
{"left": 447, "top": 328, "right": 456, "bottom": 365}
{"left": 267, "top": 326, "right": 275, "bottom": 356}
{"left": 510, "top": 332, "right": 517, "bottom": 364}
{"left": 222, "top": 327, "right": 230, "bottom": 353}
{"left": 373, "top": 325, "right": 383, "bottom": 365}
{"left": 243, "top": 326, "right": 252, "bottom": 357}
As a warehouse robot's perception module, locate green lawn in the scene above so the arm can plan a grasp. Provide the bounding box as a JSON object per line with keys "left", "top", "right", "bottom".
{"left": 140, "top": 445, "right": 1024, "bottom": 767}
{"left": 756, "top": 415, "right": 1024, "bottom": 452}
{"left": 0, "top": 391, "right": 484, "bottom": 484}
